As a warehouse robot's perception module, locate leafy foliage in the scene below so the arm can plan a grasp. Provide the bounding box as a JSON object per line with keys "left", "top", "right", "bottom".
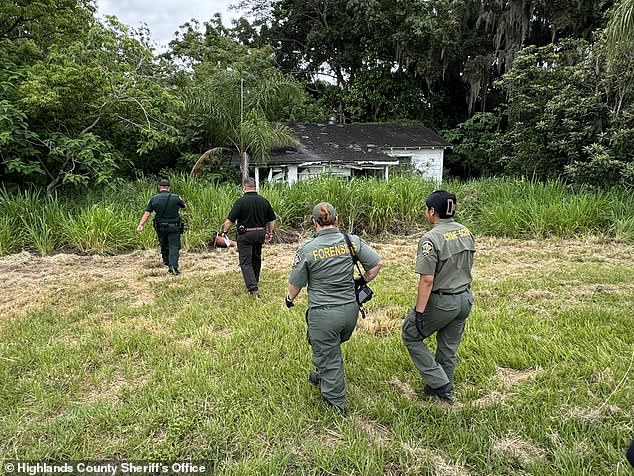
{"left": 1, "top": 0, "right": 633, "bottom": 189}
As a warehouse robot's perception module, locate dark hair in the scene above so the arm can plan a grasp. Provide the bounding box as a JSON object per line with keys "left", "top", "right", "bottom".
{"left": 425, "top": 190, "right": 458, "bottom": 218}
{"left": 315, "top": 204, "right": 336, "bottom": 226}
{"left": 243, "top": 177, "right": 256, "bottom": 188}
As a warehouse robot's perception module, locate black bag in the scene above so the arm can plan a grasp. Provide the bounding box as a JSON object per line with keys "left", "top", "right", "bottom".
{"left": 342, "top": 232, "right": 374, "bottom": 310}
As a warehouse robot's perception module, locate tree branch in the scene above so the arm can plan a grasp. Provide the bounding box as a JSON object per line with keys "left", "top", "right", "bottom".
{"left": 81, "top": 115, "right": 102, "bottom": 134}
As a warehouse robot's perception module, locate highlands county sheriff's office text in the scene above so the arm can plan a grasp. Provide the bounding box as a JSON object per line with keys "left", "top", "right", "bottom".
{"left": 5, "top": 462, "right": 208, "bottom": 476}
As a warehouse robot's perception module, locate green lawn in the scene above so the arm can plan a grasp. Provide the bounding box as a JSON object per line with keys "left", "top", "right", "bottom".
{"left": 1, "top": 238, "right": 633, "bottom": 475}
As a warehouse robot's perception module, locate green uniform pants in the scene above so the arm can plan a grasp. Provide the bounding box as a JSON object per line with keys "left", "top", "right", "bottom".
{"left": 401, "top": 290, "right": 474, "bottom": 391}
{"left": 156, "top": 224, "right": 181, "bottom": 269}
{"left": 307, "top": 301, "right": 359, "bottom": 411}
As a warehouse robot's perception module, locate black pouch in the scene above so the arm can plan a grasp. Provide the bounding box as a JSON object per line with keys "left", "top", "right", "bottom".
{"left": 356, "top": 284, "right": 374, "bottom": 305}
{"left": 179, "top": 218, "right": 186, "bottom": 234}
{"left": 237, "top": 225, "right": 246, "bottom": 234}
{"left": 342, "top": 232, "right": 375, "bottom": 311}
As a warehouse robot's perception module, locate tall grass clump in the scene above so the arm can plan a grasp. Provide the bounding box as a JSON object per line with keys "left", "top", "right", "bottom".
{"left": 468, "top": 179, "right": 626, "bottom": 238}
{"left": 63, "top": 204, "right": 137, "bottom": 254}
{"left": 0, "top": 188, "right": 66, "bottom": 254}
{"left": 0, "top": 216, "right": 18, "bottom": 255}
{"left": 0, "top": 176, "right": 632, "bottom": 256}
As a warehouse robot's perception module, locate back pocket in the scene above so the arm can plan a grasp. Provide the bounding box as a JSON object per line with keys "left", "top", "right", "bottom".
{"left": 436, "top": 296, "right": 459, "bottom": 312}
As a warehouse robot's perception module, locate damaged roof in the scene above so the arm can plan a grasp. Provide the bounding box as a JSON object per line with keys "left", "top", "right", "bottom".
{"left": 267, "top": 123, "right": 451, "bottom": 165}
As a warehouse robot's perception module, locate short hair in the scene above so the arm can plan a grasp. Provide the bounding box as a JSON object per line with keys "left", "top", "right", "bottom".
{"left": 243, "top": 177, "right": 256, "bottom": 189}
{"left": 425, "top": 190, "right": 458, "bottom": 218}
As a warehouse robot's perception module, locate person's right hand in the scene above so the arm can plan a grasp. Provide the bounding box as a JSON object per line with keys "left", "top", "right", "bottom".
{"left": 285, "top": 295, "right": 295, "bottom": 308}
{"left": 137, "top": 224, "right": 143, "bottom": 233}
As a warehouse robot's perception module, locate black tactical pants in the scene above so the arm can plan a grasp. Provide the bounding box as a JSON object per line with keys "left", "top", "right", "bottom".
{"left": 156, "top": 223, "right": 181, "bottom": 269}
{"left": 237, "top": 230, "right": 266, "bottom": 291}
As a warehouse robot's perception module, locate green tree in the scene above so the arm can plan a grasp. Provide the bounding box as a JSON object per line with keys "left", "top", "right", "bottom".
{"left": 1, "top": 18, "right": 183, "bottom": 192}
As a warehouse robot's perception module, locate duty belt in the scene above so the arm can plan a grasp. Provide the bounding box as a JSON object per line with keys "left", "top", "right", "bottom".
{"left": 244, "top": 226, "right": 266, "bottom": 231}
{"left": 432, "top": 286, "right": 470, "bottom": 296}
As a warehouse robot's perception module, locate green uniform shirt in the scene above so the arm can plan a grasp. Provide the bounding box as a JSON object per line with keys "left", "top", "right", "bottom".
{"left": 416, "top": 218, "right": 476, "bottom": 293}
{"left": 227, "top": 192, "right": 276, "bottom": 227}
{"left": 146, "top": 191, "right": 185, "bottom": 223}
{"left": 289, "top": 227, "right": 381, "bottom": 308}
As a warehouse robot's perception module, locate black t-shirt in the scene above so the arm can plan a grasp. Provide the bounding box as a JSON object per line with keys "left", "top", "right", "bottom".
{"left": 146, "top": 191, "right": 185, "bottom": 222}
{"left": 227, "top": 192, "right": 275, "bottom": 227}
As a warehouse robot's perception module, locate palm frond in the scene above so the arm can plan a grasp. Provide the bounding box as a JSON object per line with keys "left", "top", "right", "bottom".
{"left": 190, "top": 147, "right": 223, "bottom": 176}
{"left": 605, "top": 0, "right": 634, "bottom": 62}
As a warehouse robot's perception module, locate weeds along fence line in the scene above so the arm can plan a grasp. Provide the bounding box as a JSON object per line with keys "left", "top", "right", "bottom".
{"left": 1, "top": 176, "right": 633, "bottom": 255}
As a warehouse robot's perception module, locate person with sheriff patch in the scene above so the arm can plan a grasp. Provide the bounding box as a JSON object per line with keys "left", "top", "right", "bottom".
{"left": 286, "top": 202, "right": 383, "bottom": 413}
{"left": 401, "top": 190, "right": 476, "bottom": 405}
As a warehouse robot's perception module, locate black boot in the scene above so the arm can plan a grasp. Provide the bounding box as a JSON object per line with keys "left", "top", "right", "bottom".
{"left": 423, "top": 382, "right": 454, "bottom": 405}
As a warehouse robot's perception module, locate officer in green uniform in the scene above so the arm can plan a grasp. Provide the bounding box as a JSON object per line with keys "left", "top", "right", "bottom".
{"left": 401, "top": 190, "right": 475, "bottom": 405}
{"left": 137, "top": 179, "right": 186, "bottom": 275}
{"left": 286, "top": 202, "right": 383, "bottom": 412}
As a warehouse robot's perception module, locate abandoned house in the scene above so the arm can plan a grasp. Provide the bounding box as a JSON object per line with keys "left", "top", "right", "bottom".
{"left": 253, "top": 123, "right": 452, "bottom": 187}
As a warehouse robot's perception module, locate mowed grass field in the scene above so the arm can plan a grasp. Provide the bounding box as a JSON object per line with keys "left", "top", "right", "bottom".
{"left": 1, "top": 237, "right": 633, "bottom": 475}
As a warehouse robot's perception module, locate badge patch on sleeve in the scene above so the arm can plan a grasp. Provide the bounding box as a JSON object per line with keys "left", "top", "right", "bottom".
{"left": 421, "top": 241, "right": 434, "bottom": 257}
{"left": 292, "top": 252, "right": 301, "bottom": 268}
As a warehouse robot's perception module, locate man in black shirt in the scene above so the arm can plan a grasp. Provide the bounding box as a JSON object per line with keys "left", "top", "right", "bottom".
{"left": 137, "top": 179, "right": 186, "bottom": 275}
{"left": 222, "top": 177, "right": 276, "bottom": 296}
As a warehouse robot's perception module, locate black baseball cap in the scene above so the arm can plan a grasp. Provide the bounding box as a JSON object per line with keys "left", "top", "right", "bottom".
{"left": 158, "top": 179, "right": 170, "bottom": 187}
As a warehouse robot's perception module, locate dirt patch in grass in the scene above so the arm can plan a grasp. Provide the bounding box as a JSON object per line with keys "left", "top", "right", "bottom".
{"left": 491, "top": 434, "right": 546, "bottom": 465}
{"left": 470, "top": 367, "right": 537, "bottom": 407}
{"left": 82, "top": 372, "right": 149, "bottom": 405}
{"left": 561, "top": 404, "right": 624, "bottom": 423}
{"left": 401, "top": 443, "right": 470, "bottom": 476}
{"left": 472, "top": 390, "right": 508, "bottom": 408}
{"left": 388, "top": 377, "right": 417, "bottom": 400}
{"left": 355, "top": 416, "right": 393, "bottom": 447}
{"left": 525, "top": 290, "right": 555, "bottom": 301}
{"left": 496, "top": 366, "right": 537, "bottom": 388}
{"left": 432, "top": 455, "right": 470, "bottom": 476}
{"left": 357, "top": 304, "right": 404, "bottom": 336}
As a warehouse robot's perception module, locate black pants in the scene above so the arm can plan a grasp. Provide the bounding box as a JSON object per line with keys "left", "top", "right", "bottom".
{"left": 237, "top": 230, "right": 266, "bottom": 291}
{"left": 156, "top": 224, "right": 181, "bottom": 269}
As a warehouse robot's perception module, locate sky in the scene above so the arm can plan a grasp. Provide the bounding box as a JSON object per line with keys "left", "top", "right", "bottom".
{"left": 97, "top": 0, "right": 240, "bottom": 49}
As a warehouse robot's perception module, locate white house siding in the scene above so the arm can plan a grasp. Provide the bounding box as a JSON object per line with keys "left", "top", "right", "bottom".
{"left": 384, "top": 148, "right": 444, "bottom": 183}
{"left": 288, "top": 165, "right": 299, "bottom": 184}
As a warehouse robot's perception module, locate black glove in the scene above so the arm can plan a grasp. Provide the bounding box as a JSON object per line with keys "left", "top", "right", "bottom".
{"left": 285, "top": 295, "right": 295, "bottom": 308}
{"left": 414, "top": 309, "right": 425, "bottom": 336}
{"left": 354, "top": 276, "right": 367, "bottom": 289}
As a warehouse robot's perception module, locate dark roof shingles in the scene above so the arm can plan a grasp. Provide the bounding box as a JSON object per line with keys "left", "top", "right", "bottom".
{"left": 269, "top": 123, "right": 451, "bottom": 164}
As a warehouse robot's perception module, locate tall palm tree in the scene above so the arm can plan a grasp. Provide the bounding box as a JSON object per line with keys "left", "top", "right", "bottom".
{"left": 187, "top": 66, "right": 301, "bottom": 181}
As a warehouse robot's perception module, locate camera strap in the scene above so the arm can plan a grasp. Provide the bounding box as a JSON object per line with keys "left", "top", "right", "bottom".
{"left": 342, "top": 232, "right": 367, "bottom": 319}
{"left": 342, "top": 232, "right": 365, "bottom": 277}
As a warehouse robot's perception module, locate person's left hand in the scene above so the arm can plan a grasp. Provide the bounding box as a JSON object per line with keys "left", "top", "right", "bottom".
{"left": 265, "top": 233, "right": 272, "bottom": 244}
{"left": 285, "top": 295, "right": 295, "bottom": 308}
{"left": 414, "top": 309, "right": 425, "bottom": 336}
{"left": 137, "top": 224, "right": 143, "bottom": 233}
